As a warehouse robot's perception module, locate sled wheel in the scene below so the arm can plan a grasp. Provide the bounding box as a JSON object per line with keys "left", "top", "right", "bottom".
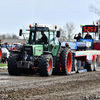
{"left": 86, "top": 57, "right": 95, "bottom": 71}
{"left": 94, "top": 56, "right": 98, "bottom": 71}
{"left": 74, "top": 59, "right": 78, "bottom": 73}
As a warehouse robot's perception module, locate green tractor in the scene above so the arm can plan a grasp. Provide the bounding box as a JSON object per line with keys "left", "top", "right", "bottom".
{"left": 8, "top": 23, "right": 72, "bottom": 76}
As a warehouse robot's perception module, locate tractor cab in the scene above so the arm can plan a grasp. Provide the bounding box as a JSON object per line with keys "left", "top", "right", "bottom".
{"left": 26, "top": 24, "right": 60, "bottom": 45}
{"left": 19, "top": 23, "right": 60, "bottom": 56}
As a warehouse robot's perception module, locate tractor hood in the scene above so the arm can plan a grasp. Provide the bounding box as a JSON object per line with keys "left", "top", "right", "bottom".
{"left": 23, "top": 44, "right": 43, "bottom": 56}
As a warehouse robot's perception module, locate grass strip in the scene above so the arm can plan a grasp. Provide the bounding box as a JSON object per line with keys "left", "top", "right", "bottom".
{"left": 0, "top": 64, "right": 7, "bottom": 67}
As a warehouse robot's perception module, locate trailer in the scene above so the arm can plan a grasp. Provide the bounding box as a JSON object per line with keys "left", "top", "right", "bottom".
{"left": 61, "top": 25, "right": 100, "bottom": 73}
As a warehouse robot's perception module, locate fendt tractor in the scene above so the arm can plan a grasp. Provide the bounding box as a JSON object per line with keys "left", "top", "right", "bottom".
{"left": 8, "top": 23, "right": 73, "bottom": 76}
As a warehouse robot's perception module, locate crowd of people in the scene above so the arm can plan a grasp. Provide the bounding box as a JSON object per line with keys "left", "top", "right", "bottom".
{"left": 74, "top": 31, "right": 92, "bottom": 41}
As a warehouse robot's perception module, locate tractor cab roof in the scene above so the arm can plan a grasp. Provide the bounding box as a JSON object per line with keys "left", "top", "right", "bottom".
{"left": 27, "top": 26, "right": 49, "bottom": 31}
{"left": 26, "top": 24, "right": 57, "bottom": 32}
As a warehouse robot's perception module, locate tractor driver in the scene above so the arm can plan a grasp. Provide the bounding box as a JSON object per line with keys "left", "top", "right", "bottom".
{"left": 39, "top": 31, "right": 48, "bottom": 44}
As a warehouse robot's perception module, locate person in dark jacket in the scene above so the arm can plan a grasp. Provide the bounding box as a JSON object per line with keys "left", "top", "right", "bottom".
{"left": 84, "top": 31, "right": 92, "bottom": 39}
{"left": 74, "top": 33, "right": 83, "bottom": 41}
{"left": 39, "top": 31, "right": 48, "bottom": 44}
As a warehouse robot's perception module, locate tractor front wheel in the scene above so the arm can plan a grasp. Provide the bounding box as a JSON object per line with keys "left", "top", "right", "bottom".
{"left": 8, "top": 53, "right": 21, "bottom": 75}
{"left": 38, "top": 54, "right": 53, "bottom": 76}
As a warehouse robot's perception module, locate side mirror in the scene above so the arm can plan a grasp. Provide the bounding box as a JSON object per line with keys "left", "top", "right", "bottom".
{"left": 19, "top": 29, "right": 22, "bottom": 36}
{"left": 56, "top": 31, "right": 60, "bottom": 37}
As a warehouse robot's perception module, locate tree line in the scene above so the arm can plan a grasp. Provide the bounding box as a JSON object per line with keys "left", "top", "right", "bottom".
{"left": 0, "top": 33, "right": 20, "bottom": 40}
{"left": 1, "top": 22, "right": 76, "bottom": 42}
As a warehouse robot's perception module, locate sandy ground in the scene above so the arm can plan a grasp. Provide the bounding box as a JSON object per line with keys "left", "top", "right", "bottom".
{"left": 0, "top": 68, "right": 100, "bottom": 100}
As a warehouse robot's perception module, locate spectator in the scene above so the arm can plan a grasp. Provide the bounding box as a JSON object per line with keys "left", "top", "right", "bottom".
{"left": 74, "top": 33, "right": 83, "bottom": 41}
{"left": 84, "top": 31, "right": 92, "bottom": 39}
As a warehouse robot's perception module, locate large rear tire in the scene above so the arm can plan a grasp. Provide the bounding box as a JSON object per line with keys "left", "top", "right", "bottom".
{"left": 38, "top": 54, "right": 53, "bottom": 76}
{"left": 61, "top": 48, "right": 72, "bottom": 75}
{"left": 8, "top": 53, "right": 21, "bottom": 75}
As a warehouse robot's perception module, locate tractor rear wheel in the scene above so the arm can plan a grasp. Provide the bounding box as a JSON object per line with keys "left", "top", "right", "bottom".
{"left": 38, "top": 54, "right": 53, "bottom": 76}
{"left": 8, "top": 53, "right": 21, "bottom": 75}
{"left": 61, "top": 48, "right": 72, "bottom": 75}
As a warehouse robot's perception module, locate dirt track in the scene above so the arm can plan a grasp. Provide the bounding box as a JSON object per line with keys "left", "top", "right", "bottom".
{"left": 0, "top": 69, "right": 100, "bottom": 100}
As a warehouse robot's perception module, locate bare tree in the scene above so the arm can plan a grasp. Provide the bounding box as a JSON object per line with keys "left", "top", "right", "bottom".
{"left": 58, "top": 22, "right": 75, "bottom": 41}
{"left": 2, "top": 34, "right": 6, "bottom": 39}
{"left": 6, "top": 33, "right": 12, "bottom": 39}
{"left": 89, "top": 0, "right": 100, "bottom": 16}
{"left": 58, "top": 28, "right": 67, "bottom": 41}
{"left": 1, "top": 33, "right": 19, "bottom": 39}
{"left": 12, "top": 33, "right": 19, "bottom": 39}
{"left": 65, "top": 22, "right": 75, "bottom": 41}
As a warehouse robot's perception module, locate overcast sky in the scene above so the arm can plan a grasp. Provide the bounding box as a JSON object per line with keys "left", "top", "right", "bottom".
{"left": 0, "top": 0, "right": 99, "bottom": 37}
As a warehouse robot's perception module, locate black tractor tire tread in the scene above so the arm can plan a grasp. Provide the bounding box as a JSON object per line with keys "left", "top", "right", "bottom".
{"left": 8, "top": 53, "right": 21, "bottom": 75}
{"left": 38, "top": 54, "right": 53, "bottom": 76}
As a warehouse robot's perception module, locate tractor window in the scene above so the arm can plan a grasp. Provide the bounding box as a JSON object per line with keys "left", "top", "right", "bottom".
{"left": 50, "top": 31, "right": 54, "bottom": 44}
{"left": 36, "top": 31, "right": 48, "bottom": 40}
{"left": 36, "top": 31, "right": 42, "bottom": 40}
{"left": 36, "top": 31, "right": 48, "bottom": 44}
{"left": 55, "top": 32, "right": 59, "bottom": 44}
{"left": 29, "top": 31, "right": 49, "bottom": 44}
{"left": 29, "top": 31, "right": 34, "bottom": 44}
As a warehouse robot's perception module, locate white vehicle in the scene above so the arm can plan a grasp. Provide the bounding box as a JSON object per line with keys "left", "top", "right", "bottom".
{"left": 1, "top": 48, "right": 10, "bottom": 63}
